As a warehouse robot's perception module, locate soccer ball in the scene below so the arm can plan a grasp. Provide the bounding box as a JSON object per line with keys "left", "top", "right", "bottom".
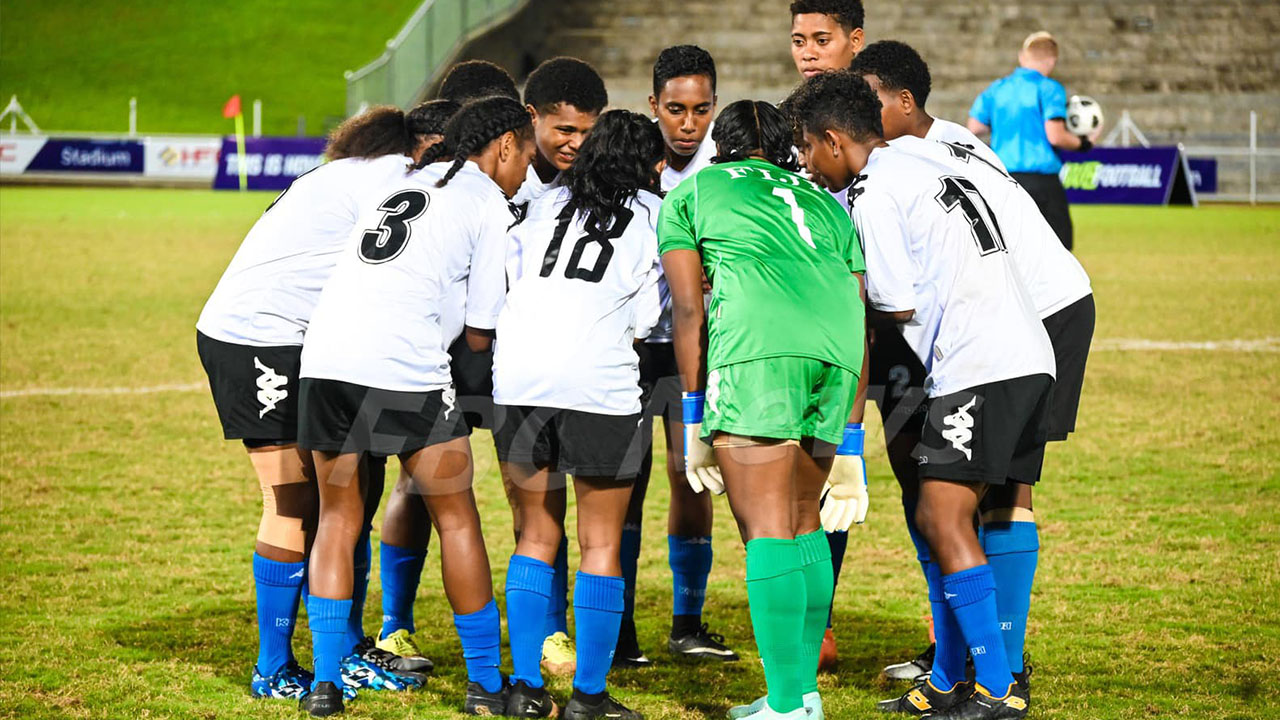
{"left": 1066, "top": 95, "right": 1104, "bottom": 136}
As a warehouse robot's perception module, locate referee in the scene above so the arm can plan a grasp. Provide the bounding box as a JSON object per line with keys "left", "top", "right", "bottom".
{"left": 967, "top": 31, "right": 1098, "bottom": 251}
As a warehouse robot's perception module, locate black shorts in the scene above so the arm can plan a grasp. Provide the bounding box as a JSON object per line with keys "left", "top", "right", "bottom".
{"left": 196, "top": 331, "right": 300, "bottom": 444}
{"left": 1012, "top": 172, "right": 1073, "bottom": 251}
{"left": 915, "top": 373, "right": 1053, "bottom": 486}
{"left": 448, "top": 335, "right": 495, "bottom": 431}
{"left": 297, "top": 378, "right": 469, "bottom": 457}
{"left": 492, "top": 404, "right": 650, "bottom": 482}
{"left": 1042, "top": 294, "right": 1095, "bottom": 441}
{"left": 638, "top": 341, "right": 681, "bottom": 425}
{"left": 867, "top": 326, "right": 928, "bottom": 439}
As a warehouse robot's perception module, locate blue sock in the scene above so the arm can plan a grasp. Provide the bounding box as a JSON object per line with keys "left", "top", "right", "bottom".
{"left": 545, "top": 536, "right": 570, "bottom": 637}
{"left": 620, "top": 526, "right": 642, "bottom": 623}
{"left": 668, "top": 535, "right": 712, "bottom": 620}
{"left": 380, "top": 542, "right": 427, "bottom": 638}
{"left": 307, "top": 595, "right": 353, "bottom": 688}
{"left": 507, "top": 554, "right": 554, "bottom": 688}
{"left": 943, "top": 565, "right": 1015, "bottom": 695}
{"left": 346, "top": 530, "right": 371, "bottom": 651}
{"left": 983, "top": 521, "right": 1039, "bottom": 674}
{"left": 454, "top": 599, "right": 503, "bottom": 693}
{"left": 925, "top": 561, "right": 967, "bottom": 690}
{"left": 252, "top": 553, "right": 305, "bottom": 675}
{"left": 572, "top": 571, "right": 625, "bottom": 695}
{"left": 825, "top": 530, "right": 848, "bottom": 627}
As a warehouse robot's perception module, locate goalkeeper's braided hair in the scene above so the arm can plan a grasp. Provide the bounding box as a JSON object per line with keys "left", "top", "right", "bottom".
{"left": 711, "top": 99, "right": 799, "bottom": 172}
{"left": 419, "top": 96, "right": 532, "bottom": 186}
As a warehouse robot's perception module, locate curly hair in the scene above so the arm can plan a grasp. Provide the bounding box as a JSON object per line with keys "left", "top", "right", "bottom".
{"left": 789, "top": 0, "right": 864, "bottom": 31}
{"left": 652, "top": 45, "right": 717, "bottom": 97}
{"left": 324, "top": 105, "right": 414, "bottom": 161}
{"left": 439, "top": 60, "right": 519, "bottom": 103}
{"left": 561, "top": 109, "right": 664, "bottom": 231}
{"left": 417, "top": 96, "right": 534, "bottom": 186}
{"left": 784, "top": 69, "right": 883, "bottom": 142}
{"left": 710, "top": 100, "right": 799, "bottom": 172}
{"left": 849, "top": 40, "right": 932, "bottom": 108}
{"left": 405, "top": 99, "right": 461, "bottom": 137}
{"left": 523, "top": 56, "right": 608, "bottom": 115}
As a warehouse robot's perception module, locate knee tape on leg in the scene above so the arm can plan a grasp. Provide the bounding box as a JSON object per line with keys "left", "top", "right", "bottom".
{"left": 251, "top": 448, "right": 316, "bottom": 554}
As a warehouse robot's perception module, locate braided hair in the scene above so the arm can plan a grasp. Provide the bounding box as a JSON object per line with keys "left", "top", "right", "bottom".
{"left": 324, "top": 105, "right": 415, "bottom": 161}
{"left": 414, "top": 96, "right": 533, "bottom": 185}
{"left": 562, "top": 109, "right": 664, "bottom": 231}
{"left": 405, "top": 98, "right": 461, "bottom": 137}
{"left": 711, "top": 99, "right": 799, "bottom": 172}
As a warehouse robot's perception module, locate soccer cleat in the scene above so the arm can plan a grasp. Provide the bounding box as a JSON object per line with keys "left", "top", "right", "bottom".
{"left": 374, "top": 630, "right": 435, "bottom": 674}
{"left": 505, "top": 679, "right": 559, "bottom": 718}
{"left": 667, "top": 623, "right": 739, "bottom": 661}
{"left": 340, "top": 647, "right": 425, "bottom": 692}
{"left": 613, "top": 621, "right": 653, "bottom": 668}
{"left": 541, "top": 631, "right": 577, "bottom": 676}
{"left": 819, "top": 627, "right": 838, "bottom": 672}
{"left": 730, "top": 691, "right": 823, "bottom": 720}
{"left": 562, "top": 688, "right": 644, "bottom": 719}
{"left": 735, "top": 701, "right": 808, "bottom": 720}
{"left": 931, "top": 683, "right": 1029, "bottom": 720}
{"left": 884, "top": 643, "right": 935, "bottom": 682}
{"left": 354, "top": 636, "right": 431, "bottom": 682}
{"left": 464, "top": 679, "right": 510, "bottom": 716}
{"left": 299, "top": 681, "right": 345, "bottom": 717}
{"left": 1012, "top": 654, "right": 1033, "bottom": 691}
{"left": 250, "top": 660, "right": 313, "bottom": 699}
{"left": 876, "top": 679, "right": 972, "bottom": 715}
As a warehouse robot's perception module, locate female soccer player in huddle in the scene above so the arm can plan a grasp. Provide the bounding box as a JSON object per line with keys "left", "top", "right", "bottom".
{"left": 294, "top": 96, "right": 535, "bottom": 717}
{"left": 492, "top": 110, "right": 665, "bottom": 720}
{"left": 195, "top": 101, "right": 458, "bottom": 701}
{"left": 659, "top": 100, "right": 868, "bottom": 720}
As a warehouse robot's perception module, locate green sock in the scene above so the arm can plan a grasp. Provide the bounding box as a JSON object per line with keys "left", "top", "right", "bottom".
{"left": 796, "top": 530, "right": 834, "bottom": 695}
{"left": 745, "top": 537, "right": 806, "bottom": 714}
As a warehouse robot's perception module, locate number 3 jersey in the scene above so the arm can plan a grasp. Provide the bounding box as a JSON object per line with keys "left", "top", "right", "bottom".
{"left": 658, "top": 158, "right": 865, "bottom": 374}
{"left": 493, "top": 186, "right": 663, "bottom": 415}
{"left": 300, "top": 161, "right": 510, "bottom": 392}
{"left": 850, "top": 145, "right": 1055, "bottom": 397}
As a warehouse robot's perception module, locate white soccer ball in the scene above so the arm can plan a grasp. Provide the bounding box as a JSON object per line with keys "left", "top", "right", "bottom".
{"left": 1066, "top": 95, "right": 1104, "bottom": 136}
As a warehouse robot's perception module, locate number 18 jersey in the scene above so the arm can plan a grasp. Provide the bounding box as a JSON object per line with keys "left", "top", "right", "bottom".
{"left": 658, "top": 158, "right": 865, "bottom": 373}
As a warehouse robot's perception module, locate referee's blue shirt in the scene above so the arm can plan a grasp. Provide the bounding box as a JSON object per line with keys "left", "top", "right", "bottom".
{"left": 969, "top": 67, "right": 1068, "bottom": 174}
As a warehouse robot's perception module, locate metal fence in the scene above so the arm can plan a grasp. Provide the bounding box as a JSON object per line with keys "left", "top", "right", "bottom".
{"left": 345, "top": 0, "right": 529, "bottom": 116}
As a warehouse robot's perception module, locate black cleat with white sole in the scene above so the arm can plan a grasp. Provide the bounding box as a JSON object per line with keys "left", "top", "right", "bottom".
{"left": 668, "top": 623, "right": 738, "bottom": 662}
{"left": 884, "top": 643, "right": 935, "bottom": 682}
{"left": 299, "top": 681, "right": 345, "bottom": 717}
{"left": 562, "top": 688, "right": 644, "bottom": 719}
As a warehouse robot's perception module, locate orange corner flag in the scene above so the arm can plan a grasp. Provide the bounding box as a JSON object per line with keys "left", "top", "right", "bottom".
{"left": 222, "top": 94, "right": 242, "bottom": 118}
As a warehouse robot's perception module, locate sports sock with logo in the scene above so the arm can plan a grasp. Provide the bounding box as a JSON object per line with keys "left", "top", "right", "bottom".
{"left": 545, "top": 536, "right": 570, "bottom": 637}
{"left": 620, "top": 524, "right": 642, "bottom": 625}
{"left": 796, "top": 530, "right": 834, "bottom": 694}
{"left": 345, "top": 529, "right": 371, "bottom": 651}
{"left": 668, "top": 534, "right": 713, "bottom": 634}
{"left": 453, "top": 599, "right": 503, "bottom": 693}
{"left": 307, "top": 595, "right": 353, "bottom": 688}
{"left": 745, "top": 537, "right": 806, "bottom": 713}
{"left": 982, "top": 520, "right": 1038, "bottom": 673}
{"left": 252, "top": 553, "right": 306, "bottom": 675}
{"left": 942, "top": 564, "right": 1015, "bottom": 694}
{"left": 572, "top": 571, "right": 625, "bottom": 695}
{"left": 507, "top": 554, "right": 554, "bottom": 688}
{"left": 824, "top": 530, "right": 848, "bottom": 627}
{"left": 379, "top": 542, "right": 427, "bottom": 638}
{"left": 925, "top": 561, "right": 967, "bottom": 690}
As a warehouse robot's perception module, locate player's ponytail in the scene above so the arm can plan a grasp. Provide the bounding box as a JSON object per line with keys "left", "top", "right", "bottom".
{"left": 431, "top": 96, "right": 533, "bottom": 187}
{"left": 324, "top": 105, "right": 415, "bottom": 161}
{"left": 562, "top": 109, "right": 664, "bottom": 231}
{"left": 711, "top": 99, "right": 799, "bottom": 172}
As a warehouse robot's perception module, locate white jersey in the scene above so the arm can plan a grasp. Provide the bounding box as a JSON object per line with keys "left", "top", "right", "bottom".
{"left": 922, "top": 118, "right": 1007, "bottom": 173}
{"left": 649, "top": 136, "right": 716, "bottom": 343}
{"left": 511, "top": 163, "right": 560, "bottom": 210}
{"left": 851, "top": 145, "right": 1055, "bottom": 396}
{"left": 300, "top": 161, "right": 511, "bottom": 392}
{"left": 494, "top": 186, "right": 663, "bottom": 415}
{"left": 891, "top": 135, "right": 1091, "bottom": 318}
{"left": 196, "top": 155, "right": 411, "bottom": 346}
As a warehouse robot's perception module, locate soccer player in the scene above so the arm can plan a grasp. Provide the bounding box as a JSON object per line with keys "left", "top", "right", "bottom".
{"left": 611, "top": 43, "right": 737, "bottom": 668}
{"left": 661, "top": 99, "right": 868, "bottom": 720}
{"left": 493, "top": 110, "right": 664, "bottom": 720}
{"left": 968, "top": 32, "right": 1098, "bottom": 250}
{"left": 294, "top": 96, "right": 535, "bottom": 716}
{"left": 790, "top": 0, "right": 865, "bottom": 78}
{"left": 791, "top": 70, "right": 1056, "bottom": 719}
{"left": 195, "top": 102, "right": 456, "bottom": 701}
{"left": 373, "top": 58, "right": 521, "bottom": 670}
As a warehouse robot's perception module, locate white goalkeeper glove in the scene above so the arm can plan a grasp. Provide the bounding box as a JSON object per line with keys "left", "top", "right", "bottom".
{"left": 820, "top": 422, "right": 869, "bottom": 531}
{"left": 681, "top": 391, "right": 724, "bottom": 495}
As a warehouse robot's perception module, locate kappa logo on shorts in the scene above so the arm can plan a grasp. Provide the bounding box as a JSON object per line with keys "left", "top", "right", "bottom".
{"left": 941, "top": 396, "right": 978, "bottom": 461}
{"left": 441, "top": 386, "right": 457, "bottom": 421}
{"left": 253, "top": 357, "right": 289, "bottom": 418}
{"left": 706, "top": 370, "right": 721, "bottom": 414}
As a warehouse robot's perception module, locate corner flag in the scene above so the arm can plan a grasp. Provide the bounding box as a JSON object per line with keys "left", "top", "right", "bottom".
{"left": 223, "top": 94, "right": 247, "bottom": 191}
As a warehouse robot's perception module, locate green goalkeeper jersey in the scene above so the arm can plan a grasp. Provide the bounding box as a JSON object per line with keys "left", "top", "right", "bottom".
{"left": 658, "top": 157, "right": 866, "bottom": 373}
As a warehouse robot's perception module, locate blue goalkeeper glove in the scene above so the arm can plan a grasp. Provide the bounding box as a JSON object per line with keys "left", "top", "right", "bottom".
{"left": 681, "top": 391, "right": 724, "bottom": 495}
{"left": 820, "top": 423, "right": 869, "bottom": 531}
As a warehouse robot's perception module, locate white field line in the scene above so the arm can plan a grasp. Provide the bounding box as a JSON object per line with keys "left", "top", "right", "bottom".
{"left": 0, "top": 382, "right": 205, "bottom": 399}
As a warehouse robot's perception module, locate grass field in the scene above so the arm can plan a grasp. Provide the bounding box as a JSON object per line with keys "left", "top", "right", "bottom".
{"left": 0, "top": 0, "right": 419, "bottom": 136}
{"left": 1, "top": 187, "right": 1278, "bottom": 720}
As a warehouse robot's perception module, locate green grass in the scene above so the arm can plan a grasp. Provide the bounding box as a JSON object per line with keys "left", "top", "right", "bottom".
{"left": 0, "top": 0, "right": 420, "bottom": 136}
{"left": 1, "top": 188, "right": 1279, "bottom": 719}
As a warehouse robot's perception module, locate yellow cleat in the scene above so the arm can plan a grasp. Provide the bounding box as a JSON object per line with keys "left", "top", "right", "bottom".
{"left": 541, "top": 631, "right": 576, "bottom": 677}
{"left": 374, "top": 629, "right": 434, "bottom": 674}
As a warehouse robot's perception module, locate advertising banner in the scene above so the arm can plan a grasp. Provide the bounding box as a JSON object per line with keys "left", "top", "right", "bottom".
{"left": 1187, "top": 157, "right": 1218, "bottom": 194}
{"left": 144, "top": 137, "right": 222, "bottom": 179}
{"left": 25, "top": 137, "right": 145, "bottom": 173}
{"left": 0, "top": 135, "right": 48, "bottom": 174}
{"left": 213, "top": 136, "right": 326, "bottom": 190}
{"left": 1058, "top": 146, "right": 1195, "bottom": 206}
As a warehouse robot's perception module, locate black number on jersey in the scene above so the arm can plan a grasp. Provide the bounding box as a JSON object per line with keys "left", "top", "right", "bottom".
{"left": 358, "top": 190, "right": 430, "bottom": 264}
{"left": 942, "top": 142, "right": 1013, "bottom": 180}
{"left": 935, "top": 176, "right": 1007, "bottom": 255}
{"left": 539, "top": 203, "right": 632, "bottom": 283}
